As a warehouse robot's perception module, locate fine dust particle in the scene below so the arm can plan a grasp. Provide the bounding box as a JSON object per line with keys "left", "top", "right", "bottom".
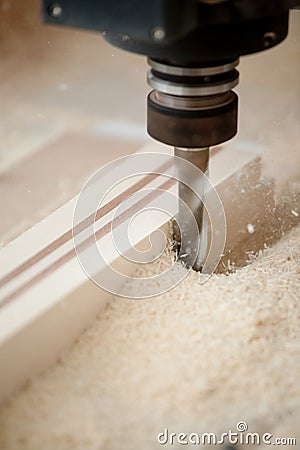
{"left": 59, "top": 83, "right": 69, "bottom": 91}
{"left": 247, "top": 223, "right": 255, "bottom": 234}
{"left": 291, "top": 210, "right": 299, "bottom": 217}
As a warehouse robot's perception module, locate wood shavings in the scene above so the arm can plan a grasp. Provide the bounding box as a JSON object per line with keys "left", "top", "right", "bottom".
{"left": 247, "top": 223, "right": 255, "bottom": 234}
{"left": 0, "top": 225, "right": 299, "bottom": 450}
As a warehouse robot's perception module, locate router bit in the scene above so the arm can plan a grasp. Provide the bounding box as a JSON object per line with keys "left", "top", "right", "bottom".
{"left": 42, "top": 0, "right": 299, "bottom": 270}
{"left": 173, "top": 147, "right": 209, "bottom": 271}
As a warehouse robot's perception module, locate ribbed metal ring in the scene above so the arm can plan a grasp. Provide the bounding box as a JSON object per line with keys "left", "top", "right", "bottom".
{"left": 153, "top": 91, "right": 232, "bottom": 110}
{"left": 147, "top": 71, "right": 239, "bottom": 96}
{"left": 147, "top": 58, "right": 239, "bottom": 77}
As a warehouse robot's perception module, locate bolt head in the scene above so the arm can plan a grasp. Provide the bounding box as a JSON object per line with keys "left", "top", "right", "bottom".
{"left": 49, "top": 3, "right": 63, "bottom": 18}
{"left": 151, "top": 26, "right": 166, "bottom": 41}
{"left": 264, "top": 31, "right": 276, "bottom": 48}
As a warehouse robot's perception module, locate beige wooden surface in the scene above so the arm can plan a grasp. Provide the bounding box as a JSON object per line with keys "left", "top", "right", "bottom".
{"left": 0, "top": 0, "right": 149, "bottom": 244}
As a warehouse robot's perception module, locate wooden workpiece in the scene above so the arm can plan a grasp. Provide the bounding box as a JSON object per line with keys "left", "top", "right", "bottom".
{"left": 0, "top": 135, "right": 299, "bottom": 405}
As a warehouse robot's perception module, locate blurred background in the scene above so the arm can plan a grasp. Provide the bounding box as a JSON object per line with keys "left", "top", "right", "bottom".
{"left": 0, "top": 1, "right": 299, "bottom": 245}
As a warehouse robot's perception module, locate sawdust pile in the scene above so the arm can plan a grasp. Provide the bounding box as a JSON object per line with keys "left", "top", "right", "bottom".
{"left": 0, "top": 225, "right": 299, "bottom": 450}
